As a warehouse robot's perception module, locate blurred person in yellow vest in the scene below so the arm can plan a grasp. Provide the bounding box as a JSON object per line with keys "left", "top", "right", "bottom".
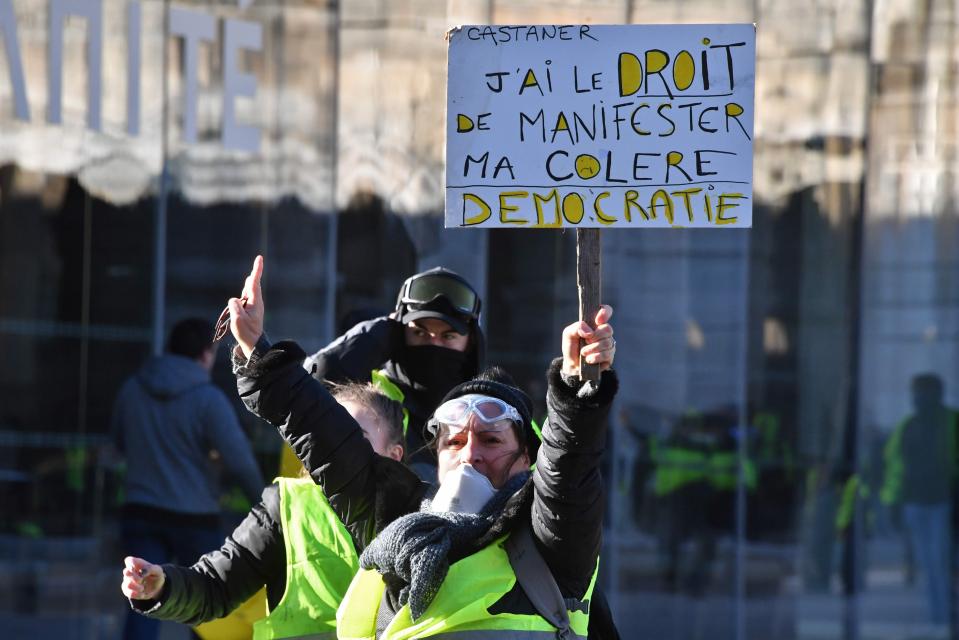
{"left": 880, "top": 373, "right": 959, "bottom": 626}
{"left": 652, "top": 407, "right": 756, "bottom": 595}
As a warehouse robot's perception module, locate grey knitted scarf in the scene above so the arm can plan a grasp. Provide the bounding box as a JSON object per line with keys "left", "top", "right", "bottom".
{"left": 359, "top": 470, "right": 531, "bottom": 620}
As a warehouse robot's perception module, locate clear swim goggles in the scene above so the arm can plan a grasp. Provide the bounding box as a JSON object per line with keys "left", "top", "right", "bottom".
{"left": 427, "top": 394, "right": 522, "bottom": 435}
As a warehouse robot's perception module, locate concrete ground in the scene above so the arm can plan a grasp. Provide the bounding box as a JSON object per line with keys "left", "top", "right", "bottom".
{"left": 0, "top": 532, "right": 951, "bottom": 639}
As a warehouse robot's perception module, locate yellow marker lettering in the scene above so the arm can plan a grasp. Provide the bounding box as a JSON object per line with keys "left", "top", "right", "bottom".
{"left": 646, "top": 50, "right": 669, "bottom": 75}
{"left": 645, "top": 49, "right": 670, "bottom": 97}
{"left": 725, "top": 102, "right": 750, "bottom": 139}
{"left": 574, "top": 154, "right": 600, "bottom": 179}
{"left": 618, "top": 52, "right": 642, "bottom": 96}
{"left": 666, "top": 151, "right": 692, "bottom": 182}
{"left": 456, "top": 114, "right": 474, "bottom": 133}
{"left": 522, "top": 69, "right": 540, "bottom": 91}
{"left": 670, "top": 188, "right": 702, "bottom": 223}
{"left": 554, "top": 112, "right": 570, "bottom": 131}
{"left": 594, "top": 192, "right": 615, "bottom": 225}
{"left": 673, "top": 50, "right": 695, "bottom": 91}
{"left": 499, "top": 191, "right": 529, "bottom": 225}
{"left": 649, "top": 189, "right": 673, "bottom": 224}
{"left": 716, "top": 193, "right": 745, "bottom": 225}
{"left": 624, "top": 189, "right": 650, "bottom": 222}
{"left": 562, "top": 193, "right": 585, "bottom": 224}
{"left": 463, "top": 193, "right": 491, "bottom": 226}
{"left": 630, "top": 103, "right": 651, "bottom": 136}
{"left": 533, "top": 190, "right": 562, "bottom": 228}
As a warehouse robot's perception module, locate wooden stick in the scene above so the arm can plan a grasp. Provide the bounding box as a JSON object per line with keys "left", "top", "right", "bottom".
{"left": 576, "top": 228, "right": 602, "bottom": 381}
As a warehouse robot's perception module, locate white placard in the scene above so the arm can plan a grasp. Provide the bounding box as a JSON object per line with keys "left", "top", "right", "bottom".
{"left": 445, "top": 24, "right": 755, "bottom": 229}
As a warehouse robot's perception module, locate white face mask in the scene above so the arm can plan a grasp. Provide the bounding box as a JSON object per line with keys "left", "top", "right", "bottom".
{"left": 429, "top": 463, "right": 496, "bottom": 514}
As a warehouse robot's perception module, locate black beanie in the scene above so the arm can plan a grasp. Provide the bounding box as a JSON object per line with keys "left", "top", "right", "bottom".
{"left": 430, "top": 366, "right": 539, "bottom": 460}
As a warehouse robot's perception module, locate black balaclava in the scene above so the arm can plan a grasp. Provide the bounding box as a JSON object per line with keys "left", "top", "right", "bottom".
{"left": 399, "top": 344, "right": 470, "bottom": 408}
{"left": 394, "top": 276, "right": 484, "bottom": 407}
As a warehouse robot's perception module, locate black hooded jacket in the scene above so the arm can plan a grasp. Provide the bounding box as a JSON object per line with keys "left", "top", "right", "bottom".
{"left": 303, "top": 316, "right": 485, "bottom": 468}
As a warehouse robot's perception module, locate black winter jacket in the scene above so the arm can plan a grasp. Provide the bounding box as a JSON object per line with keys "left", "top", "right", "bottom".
{"left": 241, "top": 340, "right": 618, "bottom": 626}
{"left": 303, "top": 316, "right": 485, "bottom": 468}
{"left": 245, "top": 339, "right": 429, "bottom": 549}
{"left": 129, "top": 483, "right": 286, "bottom": 624}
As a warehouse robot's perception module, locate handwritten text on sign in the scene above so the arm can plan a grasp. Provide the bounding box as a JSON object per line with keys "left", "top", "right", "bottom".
{"left": 445, "top": 24, "right": 755, "bottom": 229}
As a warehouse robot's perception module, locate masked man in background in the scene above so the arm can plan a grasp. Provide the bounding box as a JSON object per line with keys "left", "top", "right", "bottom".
{"left": 305, "top": 267, "right": 484, "bottom": 480}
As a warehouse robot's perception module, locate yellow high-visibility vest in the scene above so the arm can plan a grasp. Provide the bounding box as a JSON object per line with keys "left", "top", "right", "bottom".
{"left": 337, "top": 535, "right": 595, "bottom": 640}
{"left": 251, "top": 478, "right": 358, "bottom": 639}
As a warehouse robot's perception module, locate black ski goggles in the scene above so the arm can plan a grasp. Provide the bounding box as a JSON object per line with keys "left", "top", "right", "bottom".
{"left": 397, "top": 271, "right": 480, "bottom": 319}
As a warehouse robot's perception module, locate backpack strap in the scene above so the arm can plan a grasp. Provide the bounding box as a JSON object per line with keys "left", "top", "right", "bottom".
{"left": 504, "top": 525, "right": 573, "bottom": 640}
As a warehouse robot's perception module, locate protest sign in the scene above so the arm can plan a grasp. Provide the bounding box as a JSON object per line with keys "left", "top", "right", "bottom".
{"left": 446, "top": 24, "right": 756, "bottom": 229}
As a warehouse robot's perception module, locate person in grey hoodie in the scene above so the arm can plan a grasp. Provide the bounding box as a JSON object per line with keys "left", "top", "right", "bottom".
{"left": 110, "top": 317, "right": 264, "bottom": 640}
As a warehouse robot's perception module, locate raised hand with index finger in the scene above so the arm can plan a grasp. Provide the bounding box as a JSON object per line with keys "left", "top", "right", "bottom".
{"left": 228, "top": 255, "right": 265, "bottom": 359}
